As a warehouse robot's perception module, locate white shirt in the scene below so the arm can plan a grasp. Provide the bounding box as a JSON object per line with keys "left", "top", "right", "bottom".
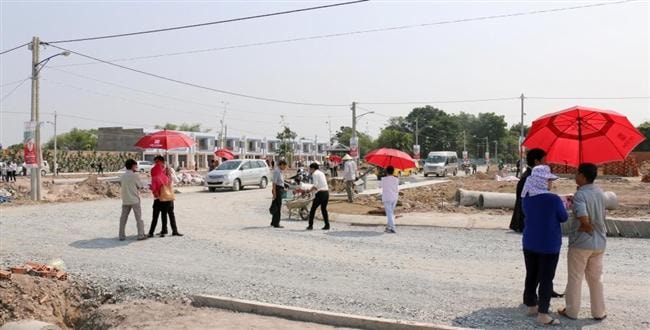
{"left": 311, "top": 170, "right": 329, "bottom": 191}
{"left": 343, "top": 161, "right": 357, "bottom": 181}
{"left": 380, "top": 175, "right": 399, "bottom": 202}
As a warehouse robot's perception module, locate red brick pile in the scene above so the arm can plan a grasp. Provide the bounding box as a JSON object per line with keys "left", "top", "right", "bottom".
{"left": 1, "top": 262, "right": 67, "bottom": 282}
{"left": 549, "top": 156, "right": 640, "bottom": 177}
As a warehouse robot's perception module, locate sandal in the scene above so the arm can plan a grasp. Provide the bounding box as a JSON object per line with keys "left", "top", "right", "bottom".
{"left": 537, "top": 314, "right": 561, "bottom": 326}
{"left": 557, "top": 308, "right": 577, "bottom": 320}
{"left": 594, "top": 315, "right": 607, "bottom": 321}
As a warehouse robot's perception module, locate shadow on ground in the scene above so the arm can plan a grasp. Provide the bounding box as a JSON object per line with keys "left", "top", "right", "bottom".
{"left": 452, "top": 306, "right": 602, "bottom": 329}
{"left": 69, "top": 237, "right": 137, "bottom": 249}
{"left": 325, "top": 230, "right": 383, "bottom": 238}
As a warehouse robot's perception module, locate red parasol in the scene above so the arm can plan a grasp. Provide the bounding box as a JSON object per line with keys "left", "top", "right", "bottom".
{"left": 214, "top": 148, "right": 235, "bottom": 160}
{"left": 523, "top": 106, "right": 645, "bottom": 168}
{"left": 364, "top": 148, "right": 416, "bottom": 170}
{"left": 134, "top": 130, "right": 194, "bottom": 150}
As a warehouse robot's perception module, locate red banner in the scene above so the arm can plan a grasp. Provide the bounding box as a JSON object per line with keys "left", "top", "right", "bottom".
{"left": 23, "top": 121, "right": 37, "bottom": 167}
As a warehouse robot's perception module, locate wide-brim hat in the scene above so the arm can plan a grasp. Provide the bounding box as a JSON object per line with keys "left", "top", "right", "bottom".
{"left": 531, "top": 165, "right": 558, "bottom": 181}
{"left": 342, "top": 154, "right": 353, "bottom": 161}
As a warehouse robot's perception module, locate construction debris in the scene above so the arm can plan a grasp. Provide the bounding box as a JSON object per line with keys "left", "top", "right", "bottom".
{"left": 3, "top": 262, "right": 68, "bottom": 282}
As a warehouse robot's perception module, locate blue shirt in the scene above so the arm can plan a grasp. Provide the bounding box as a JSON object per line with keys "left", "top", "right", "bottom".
{"left": 522, "top": 193, "right": 569, "bottom": 254}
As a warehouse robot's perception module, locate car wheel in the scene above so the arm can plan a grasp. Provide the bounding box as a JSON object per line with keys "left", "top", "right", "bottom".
{"left": 259, "top": 177, "right": 268, "bottom": 189}
{"left": 232, "top": 179, "right": 241, "bottom": 191}
{"left": 208, "top": 187, "right": 216, "bottom": 192}
{"left": 424, "top": 173, "right": 428, "bottom": 177}
{"left": 41, "top": 170, "right": 47, "bottom": 177}
{"left": 299, "top": 207, "right": 309, "bottom": 220}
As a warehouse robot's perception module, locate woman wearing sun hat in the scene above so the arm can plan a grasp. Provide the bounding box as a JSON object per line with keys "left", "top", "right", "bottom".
{"left": 521, "top": 165, "right": 568, "bottom": 326}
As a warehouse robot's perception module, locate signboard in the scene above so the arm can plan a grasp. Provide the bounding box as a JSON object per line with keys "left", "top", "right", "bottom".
{"left": 413, "top": 145, "right": 420, "bottom": 160}
{"left": 23, "top": 121, "right": 37, "bottom": 167}
{"left": 349, "top": 137, "right": 359, "bottom": 158}
{"left": 462, "top": 150, "right": 469, "bottom": 164}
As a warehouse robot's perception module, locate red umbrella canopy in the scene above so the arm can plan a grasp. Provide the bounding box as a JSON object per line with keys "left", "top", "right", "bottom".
{"left": 328, "top": 155, "right": 342, "bottom": 164}
{"left": 364, "top": 148, "right": 416, "bottom": 170}
{"left": 134, "top": 130, "right": 194, "bottom": 150}
{"left": 214, "top": 148, "right": 235, "bottom": 160}
{"left": 523, "top": 106, "right": 645, "bottom": 168}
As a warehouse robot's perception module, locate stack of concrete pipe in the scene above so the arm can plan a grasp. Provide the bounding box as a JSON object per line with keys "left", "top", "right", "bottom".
{"left": 453, "top": 189, "right": 619, "bottom": 210}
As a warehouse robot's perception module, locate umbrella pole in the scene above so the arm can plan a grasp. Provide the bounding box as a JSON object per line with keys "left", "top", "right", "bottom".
{"left": 577, "top": 116, "right": 583, "bottom": 166}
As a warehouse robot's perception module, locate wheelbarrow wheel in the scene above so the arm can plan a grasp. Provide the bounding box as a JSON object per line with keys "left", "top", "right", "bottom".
{"left": 299, "top": 207, "right": 309, "bottom": 221}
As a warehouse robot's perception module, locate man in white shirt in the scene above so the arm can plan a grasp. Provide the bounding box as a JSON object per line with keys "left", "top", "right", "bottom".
{"left": 380, "top": 166, "right": 399, "bottom": 233}
{"left": 342, "top": 154, "right": 357, "bottom": 203}
{"left": 119, "top": 159, "right": 147, "bottom": 241}
{"left": 307, "top": 162, "right": 330, "bottom": 230}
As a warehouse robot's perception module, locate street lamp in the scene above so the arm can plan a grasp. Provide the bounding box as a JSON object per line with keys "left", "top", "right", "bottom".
{"left": 29, "top": 36, "right": 70, "bottom": 200}
{"left": 352, "top": 110, "right": 374, "bottom": 162}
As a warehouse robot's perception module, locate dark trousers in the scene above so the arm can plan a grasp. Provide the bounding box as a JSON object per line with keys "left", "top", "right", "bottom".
{"left": 270, "top": 186, "right": 283, "bottom": 226}
{"left": 149, "top": 199, "right": 179, "bottom": 235}
{"left": 523, "top": 250, "right": 559, "bottom": 314}
{"left": 308, "top": 191, "right": 330, "bottom": 227}
{"left": 9, "top": 171, "right": 16, "bottom": 181}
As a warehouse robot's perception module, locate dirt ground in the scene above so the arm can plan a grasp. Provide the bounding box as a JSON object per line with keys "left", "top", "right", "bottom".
{"left": 0, "top": 175, "right": 122, "bottom": 206}
{"left": 329, "top": 173, "right": 650, "bottom": 219}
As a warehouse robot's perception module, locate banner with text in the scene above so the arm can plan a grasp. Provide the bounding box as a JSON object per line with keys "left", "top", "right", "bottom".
{"left": 23, "top": 121, "right": 37, "bottom": 167}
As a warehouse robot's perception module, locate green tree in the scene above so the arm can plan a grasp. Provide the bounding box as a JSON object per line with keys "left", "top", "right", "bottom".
{"left": 334, "top": 126, "right": 375, "bottom": 157}
{"left": 634, "top": 122, "right": 650, "bottom": 151}
{"left": 402, "top": 106, "right": 459, "bottom": 154}
{"left": 375, "top": 128, "right": 413, "bottom": 152}
{"left": 276, "top": 126, "right": 298, "bottom": 161}
{"left": 45, "top": 128, "right": 98, "bottom": 151}
{"left": 155, "top": 123, "right": 208, "bottom": 132}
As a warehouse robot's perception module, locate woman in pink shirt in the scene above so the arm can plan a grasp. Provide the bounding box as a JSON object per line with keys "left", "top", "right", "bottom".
{"left": 380, "top": 166, "right": 399, "bottom": 234}
{"left": 148, "top": 156, "right": 182, "bottom": 237}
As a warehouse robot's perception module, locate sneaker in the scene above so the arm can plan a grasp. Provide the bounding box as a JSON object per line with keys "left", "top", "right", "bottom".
{"left": 272, "top": 225, "right": 284, "bottom": 229}
{"left": 158, "top": 232, "right": 166, "bottom": 238}
{"left": 306, "top": 226, "right": 313, "bottom": 230}
{"left": 147, "top": 233, "right": 154, "bottom": 238}
{"left": 321, "top": 225, "right": 330, "bottom": 230}
{"left": 172, "top": 232, "right": 184, "bottom": 236}
{"left": 386, "top": 229, "right": 396, "bottom": 234}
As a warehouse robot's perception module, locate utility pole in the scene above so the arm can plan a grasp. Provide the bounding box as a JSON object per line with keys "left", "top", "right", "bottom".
{"left": 351, "top": 101, "right": 357, "bottom": 162}
{"left": 53, "top": 111, "right": 57, "bottom": 176}
{"left": 29, "top": 36, "right": 41, "bottom": 201}
{"left": 219, "top": 101, "right": 228, "bottom": 149}
{"left": 484, "top": 136, "right": 489, "bottom": 165}
{"left": 494, "top": 140, "right": 498, "bottom": 163}
{"left": 463, "top": 130, "right": 466, "bottom": 152}
{"left": 415, "top": 118, "right": 419, "bottom": 145}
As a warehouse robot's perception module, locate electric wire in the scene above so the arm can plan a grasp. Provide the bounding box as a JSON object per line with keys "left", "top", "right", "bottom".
{"left": 45, "top": 0, "right": 368, "bottom": 44}
{"left": 46, "top": 44, "right": 349, "bottom": 107}
{"left": 527, "top": 96, "right": 650, "bottom": 100}
{"left": 358, "top": 96, "right": 520, "bottom": 105}
{"left": 0, "top": 79, "right": 30, "bottom": 102}
{"left": 1, "top": 78, "right": 30, "bottom": 88}
{"left": 0, "top": 41, "right": 30, "bottom": 56}
{"left": 53, "top": 0, "right": 635, "bottom": 67}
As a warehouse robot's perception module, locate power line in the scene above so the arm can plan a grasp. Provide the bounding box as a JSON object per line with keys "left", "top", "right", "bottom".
{"left": 0, "top": 79, "right": 30, "bottom": 103}
{"left": 53, "top": 0, "right": 635, "bottom": 67}
{"left": 0, "top": 41, "right": 30, "bottom": 56}
{"left": 45, "top": 0, "right": 368, "bottom": 44}
{"left": 527, "top": 96, "right": 650, "bottom": 100}
{"left": 46, "top": 44, "right": 349, "bottom": 107}
{"left": 1, "top": 78, "right": 30, "bottom": 88}
{"left": 358, "top": 97, "right": 520, "bottom": 105}
{"left": 46, "top": 67, "right": 349, "bottom": 118}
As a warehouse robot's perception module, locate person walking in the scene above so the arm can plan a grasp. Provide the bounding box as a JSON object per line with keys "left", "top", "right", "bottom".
{"left": 270, "top": 160, "right": 287, "bottom": 228}
{"left": 8, "top": 161, "right": 17, "bottom": 182}
{"left": 380, "top": 166, "right": 399, "bottom": 234}
{"left": 118, "top": 159, "right": 147, "bottom": 241}
{"left": 558, "top": 163, "right": 607, "bottom": 321}
{"left": 306, "top": 163, "right": 330, "bottom": 230}
{"left": 521, "top": 165, "right": 568, "bottom": 326}
{"left": 342, "top": 154, "right": 357, "bottom": 203}
{"left": 510, "top": 149, "right": 546, "bottom": 232}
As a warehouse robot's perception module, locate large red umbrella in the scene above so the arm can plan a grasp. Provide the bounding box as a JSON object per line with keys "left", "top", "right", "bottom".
{"left": 135, "top": 130, "right": 194, "bottom": 150}
{"left": 214, "top": 148, "right": 235, "bottom": 160}
{"left": 328, "top": 155, "right": 342, "bottom": 165}
{"left": 523, "top": 106, "right": 645, "bottom": 167}
{"left": 364, "top": 148, "right": 416, "bottom": 170}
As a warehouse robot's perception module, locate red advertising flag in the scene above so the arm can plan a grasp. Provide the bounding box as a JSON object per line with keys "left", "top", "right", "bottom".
{"left": 23, "top": 121, "right": 37, "bottom": 167}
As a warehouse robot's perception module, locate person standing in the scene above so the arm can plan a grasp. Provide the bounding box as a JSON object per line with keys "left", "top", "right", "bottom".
{"left": 118, "top": 159, "right": 147, "bottom": 241}
{"left": 521, "top": 165, "right": 568, "bottom": 326}
{"left": 148, "top": 156, "right": 170, "bottom": 237}
{"left": 380, "top": 166, "right": 399, "bottom": 234}
{"left": 342, "top": 154, "right": 357, "bottom": 203}
{"left": 270, "top": 160, "right": 287, "bottom": 228}
{"left": 1, "top": 162, "right": 6, "bottom": 182}
{"left": 510, "top": 148, "right": 547, "bottom": 232}
{"left": 97, "top": 162, "right": 104, "bottom": 175}
{"left": 8, "top": 161, "right": 17, "bottom": 182}
{"left": 558, "top": 163, "right": 607, "bottom": 321}
{"left": 306, "top": 163, "right": 330, "bottom": 230}
{"left": 161, "top": 165, "right": 183, "bottom": 237}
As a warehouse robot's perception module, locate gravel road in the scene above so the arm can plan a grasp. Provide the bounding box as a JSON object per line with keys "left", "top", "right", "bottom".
{"left": 1, "top": 187, "right": 649, "bottom": 329}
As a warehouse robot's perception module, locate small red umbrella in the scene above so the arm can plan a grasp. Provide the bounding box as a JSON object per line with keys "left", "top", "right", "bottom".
{"left": 328, "top": 155, "right": 342, "bottom": 165}
{"left": 523, "top": 106, "right": 645, "bottom": 167}
{"left": 214, "top": 148, "right": 235, "bottom": 160}
{"left": 135, "top": 130, "right": 194, "bottom": 150}
{"left": 364, "top": 148, "right": 416, "bottom": 170}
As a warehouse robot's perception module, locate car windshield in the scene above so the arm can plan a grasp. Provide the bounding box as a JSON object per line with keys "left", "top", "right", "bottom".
{"left": 217, "top": 161, "right": 241, "bottom": 170}
{"left": 426, "top": 156, "right": 447, "bottom": 163}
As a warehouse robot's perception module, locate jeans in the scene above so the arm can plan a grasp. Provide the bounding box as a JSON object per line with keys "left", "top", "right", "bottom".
{"left": 270, "top": 186, "right": 283, "bottom": 226}
{"left": 523, "top": 250, "right": 560, "bottom": 314}
{"left": 308, "top": 191, "right": 329, "bottom": 228}
{"left": 383, "top": 200, "right": 397, "bottom": 230}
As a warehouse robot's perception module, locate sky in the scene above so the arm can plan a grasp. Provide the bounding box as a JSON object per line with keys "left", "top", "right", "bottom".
{"left": 1, "top": 0, "right": 648, "bottom": 147}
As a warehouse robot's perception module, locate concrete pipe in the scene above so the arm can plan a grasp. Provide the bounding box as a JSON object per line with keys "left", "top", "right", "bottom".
{"left": 477, "top": 192, "right": 517, "bottom": 209}
{"left": 561, "top": 191, "right": 619, "bottom": 210}
{"left": 454, "top": 189, "right": 483, "bottom": 207}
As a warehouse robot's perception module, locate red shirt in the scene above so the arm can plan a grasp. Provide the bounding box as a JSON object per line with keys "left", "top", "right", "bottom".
{"left": 150, "top": 163, "right": 170, "bottom": 198}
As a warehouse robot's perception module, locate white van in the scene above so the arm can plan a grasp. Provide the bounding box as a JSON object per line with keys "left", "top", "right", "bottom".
{"left": 424, "top": 151, "right": 459, "bottom": 177}
{"left": 205, "top": 159, "right": 270, "bottom": 192}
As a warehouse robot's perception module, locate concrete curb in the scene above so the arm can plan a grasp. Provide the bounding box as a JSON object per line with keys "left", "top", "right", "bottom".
{"left": 192, "top": 294, "right": 466, "bottom": 330}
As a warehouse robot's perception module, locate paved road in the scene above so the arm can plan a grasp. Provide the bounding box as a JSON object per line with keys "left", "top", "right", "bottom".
{"left": 1, "top": 187, "right": 649, "bottom": 329}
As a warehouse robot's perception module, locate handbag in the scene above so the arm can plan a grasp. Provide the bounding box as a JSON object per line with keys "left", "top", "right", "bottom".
{"left": 159, "top": 184, "right": 175, "bottom": 201}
